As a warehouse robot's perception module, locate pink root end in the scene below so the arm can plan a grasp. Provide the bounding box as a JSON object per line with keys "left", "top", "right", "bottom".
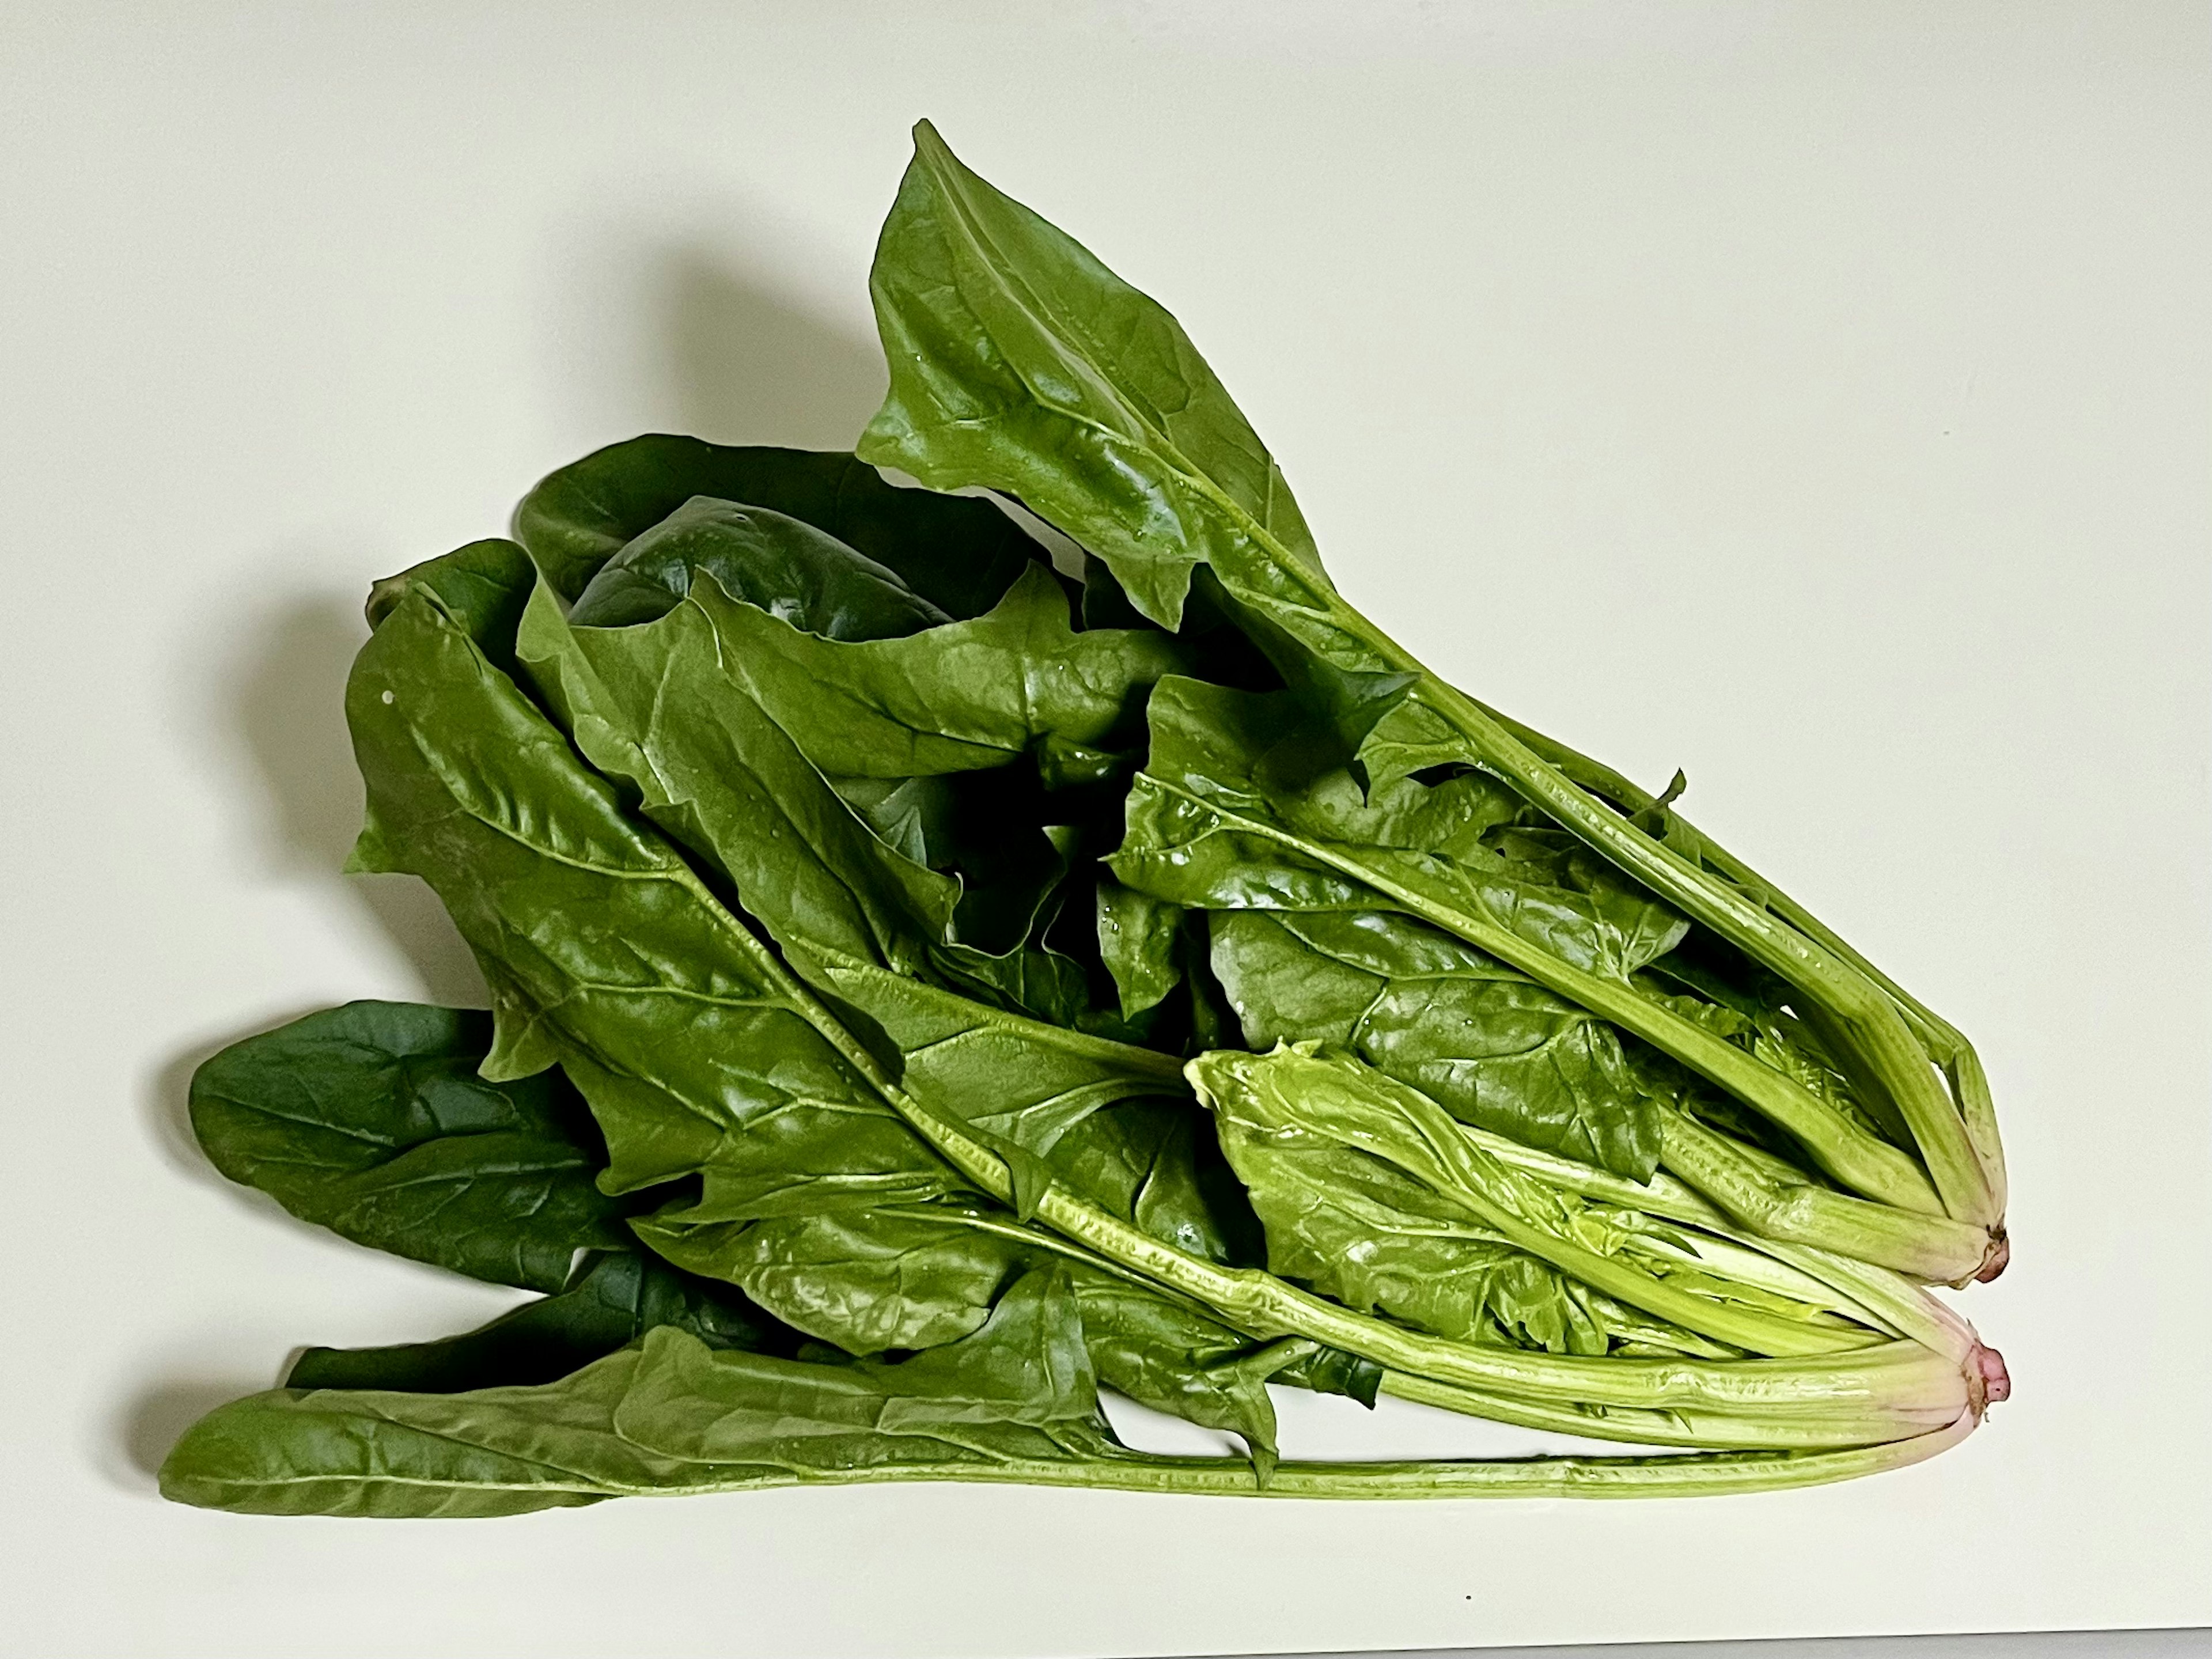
{"left": 1972, "top": 1344, "right": 2011, "bottom": 1410}
{"left": 1973, "top": 1231, "right": 2010, "bottom": 1283}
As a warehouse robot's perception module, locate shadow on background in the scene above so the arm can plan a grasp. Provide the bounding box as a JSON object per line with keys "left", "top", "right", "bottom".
{"left": 658, "top": 245, "right": 887, "bottom": 450}
{"left": 120, "top": 1025, "right": 324, "bottom": 1486}
{"left": 233, "top": 593, "right": 490, "bottom": 1004}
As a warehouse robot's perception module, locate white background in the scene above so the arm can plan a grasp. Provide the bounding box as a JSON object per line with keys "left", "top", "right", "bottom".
{"left": 2, "top": 3, "right": 2206, "bottom": 1656}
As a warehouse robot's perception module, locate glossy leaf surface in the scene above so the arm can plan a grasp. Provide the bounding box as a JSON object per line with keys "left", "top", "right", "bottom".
{"left": 859, "top": 122, "right": 1338, "bottom": 650}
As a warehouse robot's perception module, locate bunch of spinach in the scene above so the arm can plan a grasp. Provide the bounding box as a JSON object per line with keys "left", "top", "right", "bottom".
{"left": 161, "top": 124, "right": 2006, "bottom": 1516}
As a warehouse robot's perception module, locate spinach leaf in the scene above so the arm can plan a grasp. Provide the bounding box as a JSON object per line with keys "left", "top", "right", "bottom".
{"left": 527, "top": 562, "right": 1147, "bottom": 1041}
{"left": 346, "top": 543, "right": 1298, "bottom": 1457}
{"left": 1112, "top": 679, "right": 1944, "bottom": 1220}
{"left": 531, "top": 563, "right": 1172, "bottom": 1040}
{"left": 160, "top": 1344, "right": 682, "bottom": 1517}
{"left": 676, "top": 560, "right": 1191, "bottom": 783}
{"left": 347, "top": 540, "right": 962, "bottom": 1215}
{"left": 832, "top": 767, "right": 1079, "bottom": 957}
{"left": 286, "top": 1248, "right": 794, "bottom": 1393}
{"left": 567, "top": 496, "right": 952, "bottom": 636}
{"left": 1044, "top": 1096, "right": 1264, "bottom": 1268}
{"left": 169, "top": 1269, "right": 1133, "bottom": 1520}
{"left": 188, "top": 1001, "right": 634, "bottom": 1292}
{"left": 1210, "top": 910, "right": 1661, "bottom": 1182}
{"left": 1194, "top": 1078, "right": 1728, "bottom": 1361}
{"left": 514, "top": 435, "right": 1044, "bottom": 618}
{"left": 635, "top": 1214, "right": 1292, "bottom": 1468}
{"left": 1191, "top": 1047, "right": 1880, "bottom": 1360}
{"left": 1113, "top": 679, "right": 1688, "bottom": 983}
{"left": 638, "top": 1202, "right": 1028, "bottom": 1355}
{"left": 1096, "top": 878, "right": 1185, "bottom": 1019}
{"left": 516, "top": 570, "right": 960, "bottom": 976}
{"left": 800, "top": 959, "right": 1188, "bottom": 1213}
{"left": 858, "top": 123, "right": 1363, "bottom": 676}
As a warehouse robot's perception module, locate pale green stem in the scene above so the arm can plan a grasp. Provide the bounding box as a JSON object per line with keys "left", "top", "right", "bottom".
{"left": 1472, "top": 699, "right": 2008, "bottom": 1228}
{"left": 1658, "top": 1109, "right": 1987, "bottom": 1282}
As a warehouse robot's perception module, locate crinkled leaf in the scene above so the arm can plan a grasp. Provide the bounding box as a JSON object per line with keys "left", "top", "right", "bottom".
{"left": 688, "top": 560, "right": 1190, "bottom": 780}
{"left": 1210, "top": 910, "right": 1661, "bottom": 1181}
{"left": 1202, "top": 1098, "right": 1712, "bottom": 1359}
{"left": 638, "top": 1202, "right": 1027, "bottom": 1355}
{"left": 1111, "top": 679, "right": 1690, "bottom": 984}
{"left": 1191, "top": 1047, "right": 1873, "bottom": 1359}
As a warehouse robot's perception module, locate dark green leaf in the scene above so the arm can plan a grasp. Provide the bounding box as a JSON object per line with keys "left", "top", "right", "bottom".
{"left": 801, "top": 957, "right": 1188, "bottom": 1213}
{"left": 568, "top": 496, "right": 952, "bottom": 637}
{"left": 159, "top": 1349, "right": 664, "bottom": 1517}
{"left": 640, "top": 1208, "right": 1284, "bottom": 1464}
{"left": 1273, "top": 1344, "right": 1385, "bottom": 1408}
{"left": 188, "top": 1001, "right": 632, "bottom": 1292}
{"left": 833, "top": 767, "right": 1075, "bottom": 956}
{"left": 637, "top": 1202, "right": 1027, "bottom": 1355}
{"left": 516, "top": 572, "right": 958, "bottom": 978}
{"left": 285, "top": 1249, "right": 793, "bottom": 1393}
{"left": 513, "top": 435, "right": 1044, "bottom": 618}
{"left": 1111, "top": 679, "right": 1690, "bottom": 984}
{"left": 1042, "top": 1097, "right": 1264, "bottom": 1268}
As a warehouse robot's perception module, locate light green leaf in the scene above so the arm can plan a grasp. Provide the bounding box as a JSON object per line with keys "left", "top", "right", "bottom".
{"left": 1191, "top": 1047, "right": 1879, "bottom": 1359}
